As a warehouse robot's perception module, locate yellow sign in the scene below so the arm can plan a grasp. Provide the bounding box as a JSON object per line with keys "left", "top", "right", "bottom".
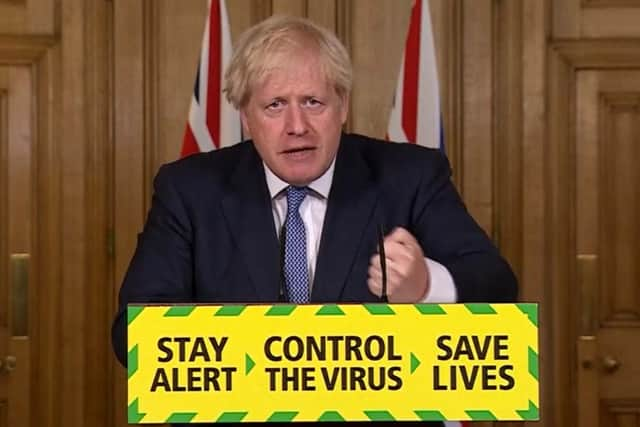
{"left": 127, "top": 303, "right": 538, "bottom": 423}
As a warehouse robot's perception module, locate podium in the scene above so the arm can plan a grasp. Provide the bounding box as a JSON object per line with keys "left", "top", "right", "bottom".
{"left": 126, "top": 303, "right": 539, "bottom": 423}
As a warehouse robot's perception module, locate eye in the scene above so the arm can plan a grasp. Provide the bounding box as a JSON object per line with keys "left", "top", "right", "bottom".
{"left": 304, "top": 97, "right": 324, "bottom": 109}
{"left": 266, "top": 99, "right": 285, "bottom": 111}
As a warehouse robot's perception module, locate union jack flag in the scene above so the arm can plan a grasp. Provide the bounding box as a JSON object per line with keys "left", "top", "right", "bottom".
{"left": 181, "top": 0, "right": 240, "bottom": 157}
{"left": 387, "top": 0, "right": 443, "bottom": 152}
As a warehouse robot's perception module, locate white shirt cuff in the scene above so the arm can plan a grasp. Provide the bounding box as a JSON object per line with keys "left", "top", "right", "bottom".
{"left": 421, "top": 258, "right": 457, "bottom": 303}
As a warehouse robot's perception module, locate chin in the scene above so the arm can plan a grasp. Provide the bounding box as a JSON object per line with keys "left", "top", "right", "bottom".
{"left": 280, "top": 168, "right": 323, "bottom": 186}
{"left": 285, "top": 176, "right": 313, "bottom": 187}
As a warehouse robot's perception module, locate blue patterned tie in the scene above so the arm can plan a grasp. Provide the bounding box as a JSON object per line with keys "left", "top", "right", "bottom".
{"left": 284, "top": 186, "right": 309, "bottom": 303}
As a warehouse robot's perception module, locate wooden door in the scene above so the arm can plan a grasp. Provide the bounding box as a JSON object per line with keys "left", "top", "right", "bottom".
{"left": 1, "top": 5, "right": 57, "bottom": 427}
{"left": 550, "top": 42, "right": 640, "bottom": 427}
{"left": 1, "top": 1, "right": 111, "bottom": 426}
{"left": 576, "top": 69, "right": 640, "bottom": 427}
{"left": 550, "top": 1, "right": 640, "bottom": 425}
{"left": 0, "top": 61, "right": 33, "bottom": 427}
{"left": 0, "top": 34, "right": 57, "bottom": 427}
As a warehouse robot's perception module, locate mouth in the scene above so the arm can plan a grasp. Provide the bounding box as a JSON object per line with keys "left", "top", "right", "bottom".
{"left": 280, "top": 146, "right": 317, "bottom": 159}
{"left": 281, "top": 146, "right": 316, "bottom": 154}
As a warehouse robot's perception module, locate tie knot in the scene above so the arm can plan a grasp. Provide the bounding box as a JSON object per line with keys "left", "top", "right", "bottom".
{"left": 286, "top": 186, "right": 307, "bottom": 212}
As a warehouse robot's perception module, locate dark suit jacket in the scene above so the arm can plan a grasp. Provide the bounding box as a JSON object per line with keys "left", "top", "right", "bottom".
{"left": 112, "top": 133, "right": 517, "bottom": 427}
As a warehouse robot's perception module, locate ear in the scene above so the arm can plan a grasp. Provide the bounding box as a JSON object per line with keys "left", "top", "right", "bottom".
{"left": 240, "top": 109, "right": 252, "bottom": 138}
{"left": 340, "top": 94, "right": 349, "bottom": 125}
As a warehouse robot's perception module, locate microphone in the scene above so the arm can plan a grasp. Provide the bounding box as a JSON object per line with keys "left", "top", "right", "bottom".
{"left": 377, "top": 224, "right": 388, "bottom": 303}
{"left": 279, "top": 223, "right": 287, "bottom": 302}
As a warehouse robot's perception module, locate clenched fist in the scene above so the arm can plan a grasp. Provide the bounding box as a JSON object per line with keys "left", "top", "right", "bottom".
{"left": 367, "top": 227, "right": 429, "bottom": 303}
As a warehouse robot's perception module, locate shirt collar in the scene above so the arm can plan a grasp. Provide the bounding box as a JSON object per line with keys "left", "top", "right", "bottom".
{"left": 264, "top": 158, "right": 335, "bottom": 200}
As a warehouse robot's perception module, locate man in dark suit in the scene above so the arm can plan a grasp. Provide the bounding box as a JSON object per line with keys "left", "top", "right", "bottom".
{"left": 112, "top": 14, "right": 517, "bottom": 426}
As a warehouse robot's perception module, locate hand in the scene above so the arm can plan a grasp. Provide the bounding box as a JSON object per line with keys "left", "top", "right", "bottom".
{"left": 367, "top": 227, "right": 430, "bottom": 303}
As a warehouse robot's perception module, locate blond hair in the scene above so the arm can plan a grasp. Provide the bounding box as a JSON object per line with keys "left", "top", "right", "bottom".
{"left": 223, "top": 15, "right": 352, "bottom": 108}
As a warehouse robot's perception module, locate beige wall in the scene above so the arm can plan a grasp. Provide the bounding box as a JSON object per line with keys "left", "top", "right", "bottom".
{"left": 0, "top": 1, "right": 639, "bottom": 426}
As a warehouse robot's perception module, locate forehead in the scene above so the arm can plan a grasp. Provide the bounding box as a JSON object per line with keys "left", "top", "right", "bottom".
{"left": 252, "top": 48, "right": 332, "bottom": 95}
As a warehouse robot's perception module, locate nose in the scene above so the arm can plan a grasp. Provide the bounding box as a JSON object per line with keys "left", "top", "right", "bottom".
{"left": 285, "top": 104, "right": 308, "bottom": 137}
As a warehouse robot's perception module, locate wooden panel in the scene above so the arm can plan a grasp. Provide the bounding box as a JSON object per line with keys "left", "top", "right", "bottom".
{"left": 5, "top": 64, "right": 31, "bottom": 427}
{"left": 0, "top": 81, "right": 7, "bottom": 427}
{"left": 228, "top": 0, "right": 271, "bottom": 40}
{"left": 0, "top": 2, "right": 28, "bottom": 33}
{"left": 272, "top": 0, "right": 306, "bottom": 16}
{"left": 227, "top": 0, "right": 270, "bottom": 41}
{"left": 550, "top": 40, "right": 640, "bottom": 67}
{"left": 521, "top": 0, "right": 547, "bottom": 306}
{"left": 25, "top": 0, "right": 55, "bottom": 33}
{"left": 152, "top": 0, "right": 208, "bottom": 170}
{"left": 0, "top": 35, "right": 59, "bottom": 427}
{"left": 0, "top": 87, "right": 7, "bottom": 338}
{"left": 599, "top": 329, "right": 640, "bottom": 399}
{"left": 598, "top": 90, "right": 640, "bottom": 324}
{"left": 0, "top": 33, "right": 64, "bottom": 427}
{"left": 6, "top": 68, "right": 31, "bottom": 254}
{"left": 0, "top": 400, "right": 6, "bottom": 427}
{"left": 0, "top": 7, "right": 115, "bottom": 427}
{"left": 599, "top": 91, "right": 640, "bottom": 323}
{"left": 578, "top": 255, "right": 599, "bottom": 335}
{"left": 33, "top": 43, "right": 61, "bottom": 427}
{"left": 575, "top": 67, "right": 601, "bottom": 389}
{"left": 553, "top": 1, "right": 640, "bottom": 38}
{"left": 552, "top": 0, "right": 581, "bottom": 38}
{"left": 584, "top": 0, "right": 640, "bottom": 6}
{"left": 0, "top": 0, "right": 55, "bottom": 34}
{"left": 494, "top": 0, "right": 523, "bottom": 278}
{"left": 307, "top": 0, "right": 337, "bottom": 32}
{"left": 113, "top": 3, "right": 146, "bottom": 426}
{"left": 577, "top": 336, "right": 599, "bottom": 427}
{"left": 551, "top": 41, "right": 640, "bottom": 427}
{"left": 583, "top": 8, "right": 640, "bottom": 37}
{"left": 576, "top": 71, "right": 599, "bottom": 258}
{"left": 114, "top": 0, "right": 145, "bottom": 289}
{"left": 601, "top": 402, "right": 640, "bottom": 427}
{"left": 461, "top": 0, "right": 493, "bottom": 235}
{"left": 429, "top": 0, "right": 462, "bottom": 184}
{"left": 349, "top": 0, "right": 411, "bottom": 137}
{"left": 59, "top": 0, "right": 89, "bottom": 425}
{"left": 548, "top": 43, "right": 581, "bottom": 427}
{"left": 82, "top": 1, "right": 112, "bottom": 426}
{"left": 574, "top": 69, "right": 640, "bottom": 328}
{"left": 615, "top": 413, "right": 639, "bottom": 427}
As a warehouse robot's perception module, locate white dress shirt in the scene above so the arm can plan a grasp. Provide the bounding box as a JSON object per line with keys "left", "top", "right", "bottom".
{"left": 264, "top": 162, "right": 457, "bottom": 303}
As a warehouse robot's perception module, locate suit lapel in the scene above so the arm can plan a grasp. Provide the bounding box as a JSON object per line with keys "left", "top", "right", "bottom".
{"left": 312, "top": 136, "right": 378, "bottom": 302}
{"left": 221, "top": 145, "right": 281, "bottom": 302}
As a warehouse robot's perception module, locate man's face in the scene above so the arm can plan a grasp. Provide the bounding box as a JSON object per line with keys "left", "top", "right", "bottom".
{"left": 240, "top": 51, "right": 348, "bottom": 186}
